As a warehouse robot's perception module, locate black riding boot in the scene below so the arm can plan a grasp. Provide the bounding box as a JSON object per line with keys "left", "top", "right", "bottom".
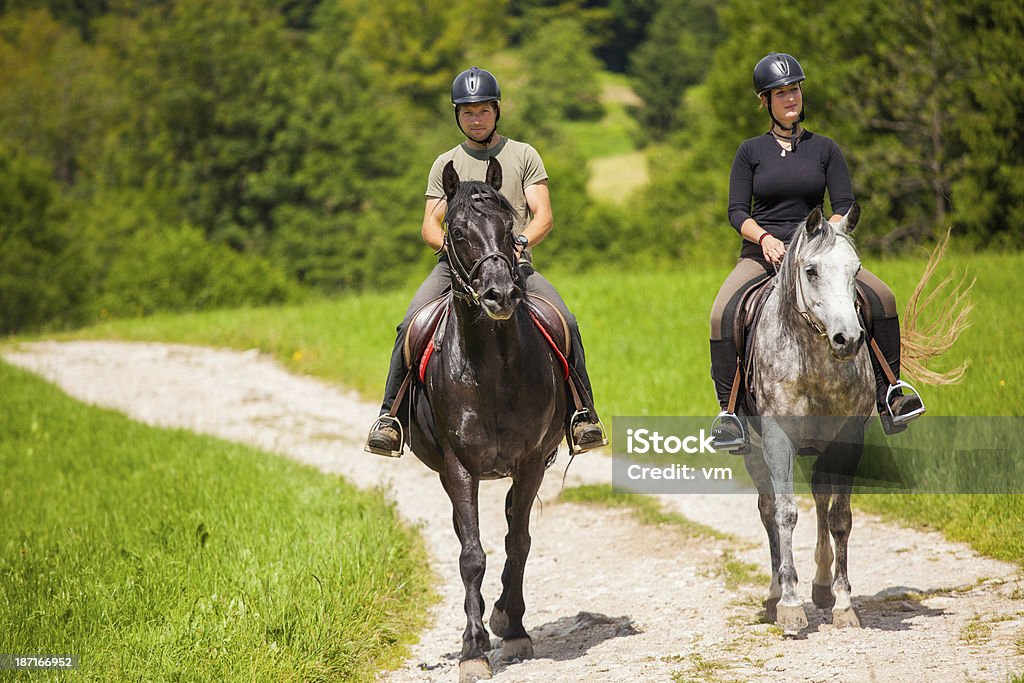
{"left": 710, "top": 339, "right": 747, "bottom": 452}
{"left": 870, "top": 315, "right": 925, "bottom": 435}
{"left": 567, "top": 327, "right": 607, "bottom": 453}
{"left": 365, "top": 332, "right": 407, "bottom": 457}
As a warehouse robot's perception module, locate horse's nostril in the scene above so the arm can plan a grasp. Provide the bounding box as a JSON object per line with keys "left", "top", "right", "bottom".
{"left": 833, "top": 333, "right": 847, "bottom": 347}
{"left": 482, "top": 288, "right": 501, "bottom": 304}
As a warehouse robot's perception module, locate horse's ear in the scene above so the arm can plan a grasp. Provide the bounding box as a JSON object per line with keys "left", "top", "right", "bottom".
{"left": 839, "top": 202, "right": 860, "bottom": 235}
{"left": 442, "top": 160, "right": 459, "bottom": 201}
{"left": 485, "top": 157, "right": 502, "bottom": 191}
{"left": 805, "top": 206, "right": 824, "bottom": 237}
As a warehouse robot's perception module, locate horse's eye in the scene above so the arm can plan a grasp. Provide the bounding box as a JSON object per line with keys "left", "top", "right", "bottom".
{"left": 450, "top": 227, "right": 464, "bottom": 241}
{"left": 805, "top": 266, "right": 818, "bottom": 279}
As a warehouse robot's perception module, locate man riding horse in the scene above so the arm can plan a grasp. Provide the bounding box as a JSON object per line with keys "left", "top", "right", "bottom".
{"left": 366, "top": 66, "right": 606, "bottom": 457}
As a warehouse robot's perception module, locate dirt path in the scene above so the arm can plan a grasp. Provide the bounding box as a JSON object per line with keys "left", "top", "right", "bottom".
{"left": 4, "top": 340, "right": 1023, "bottom": 682}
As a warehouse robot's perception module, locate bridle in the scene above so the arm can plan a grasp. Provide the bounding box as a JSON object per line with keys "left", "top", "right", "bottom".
{"left": 442, "top": 209, "right": 520, "bottom": 306}
{"left": 793, "top": 265, "right": 829, "bottom": 339}
{"left": 790, "top": 255, "right": 863, "bottom": 357}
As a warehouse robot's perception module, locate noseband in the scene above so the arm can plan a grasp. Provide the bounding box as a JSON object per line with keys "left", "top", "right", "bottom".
{"left": 443, "top": 221, "right": 520, "bottom": 306}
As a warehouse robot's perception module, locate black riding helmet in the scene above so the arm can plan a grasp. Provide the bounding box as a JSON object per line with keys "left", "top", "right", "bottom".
{"left": 753, "top": 52, "right": 806, "bottom": 150}
{"left": 452, "top": 67, "right": 501, "bottom": 146}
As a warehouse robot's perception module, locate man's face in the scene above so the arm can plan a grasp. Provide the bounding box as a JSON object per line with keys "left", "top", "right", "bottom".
{"left": 457, "top": 102, "right": 498, "bottom": 141}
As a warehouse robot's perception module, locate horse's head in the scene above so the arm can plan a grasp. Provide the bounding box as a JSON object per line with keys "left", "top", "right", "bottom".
{"left": 784, "top": 204, "right": 864, "bottom": 360}
{"left": 442, "top": 159, "right": 523, "bottom": 320}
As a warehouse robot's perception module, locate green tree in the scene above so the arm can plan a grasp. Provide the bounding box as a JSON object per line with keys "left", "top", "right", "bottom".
{"left": 0, "top": 9, "right": 124, "bottom": 186}
{"left": 345, "top": 0, "right": 507, "bottom": 109}
{"left": 0, "top": 148, "right": 89, "bottom": 333}
{"left": 629, "top": 0, "right": 723, "bottom": 134}
{"left": 517, "top": 17, "right": 604, "bottom": 136}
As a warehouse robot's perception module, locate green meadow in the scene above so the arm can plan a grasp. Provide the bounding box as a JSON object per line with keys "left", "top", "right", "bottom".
{"left": 0, "top": 361, "right": 432, "bottom": 681}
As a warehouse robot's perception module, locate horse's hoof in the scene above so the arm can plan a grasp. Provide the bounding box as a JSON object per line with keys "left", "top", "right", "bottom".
{"left": 812, "top": 583, "right": 836, "bottom": 608}
{"left": 832, "top": 606, "right": 861, "bottom": 628}
{"left": 775, "top": 603, "right": 808, "bottom": 632}
{"left": 489, "top": 608, "right": 510, "bottom": 638}
{"left": 764, "top": 597, "right": 780, "bottom": 623}
{"left": 459, "top": 657, "right": 492, "bottom": 682}
{"left": 500, "top": 636, "right": 534, "bottom": 662}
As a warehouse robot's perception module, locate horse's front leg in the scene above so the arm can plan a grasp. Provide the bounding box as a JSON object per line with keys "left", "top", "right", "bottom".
{"left": 490, "top": 464, "right": 544, "bottom": 662}
{"left": 440, "top": 454, "right": 492, "bottom": 681}
{"left": 761, "top": 419, "right": 807, "bottom": 632}
{"left": 811, "top": 486, "right": 836, "bottom": 609}
{"left": 756, "top": 492, "right": 782, "bottom": 622}
{"left": 828, "top": 437, "right": 863, "bottom": 628}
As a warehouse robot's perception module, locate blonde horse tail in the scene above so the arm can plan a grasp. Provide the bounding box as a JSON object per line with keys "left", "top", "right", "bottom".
{"left": 900, "top": 228, "right": 975, "bottom": 386}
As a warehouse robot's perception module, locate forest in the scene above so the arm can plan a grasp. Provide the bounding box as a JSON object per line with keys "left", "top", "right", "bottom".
{"left": 1, "top": 0, "right": 1021, "bottom": 333}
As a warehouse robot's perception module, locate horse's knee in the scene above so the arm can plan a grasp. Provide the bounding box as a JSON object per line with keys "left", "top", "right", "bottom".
{"left": 460, "top": 545, "right": 486, "bottom": 582}
{"left": 775, "top": 501, "right": 797, "bottom": 529}
{"left": 828, "top": 500, "right": 852, "bottom": 538}
{"left": 505, "top": 530, "right": 531, "bottom": 559}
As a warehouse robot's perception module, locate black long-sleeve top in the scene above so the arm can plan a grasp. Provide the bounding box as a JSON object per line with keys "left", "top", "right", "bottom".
{"left": 728, "top": 130, "right": 855, "bottom": 260}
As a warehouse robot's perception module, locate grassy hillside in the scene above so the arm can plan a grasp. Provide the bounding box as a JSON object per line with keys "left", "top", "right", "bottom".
{"left": 0, "top": 361, "right": 433, "bottom": 681}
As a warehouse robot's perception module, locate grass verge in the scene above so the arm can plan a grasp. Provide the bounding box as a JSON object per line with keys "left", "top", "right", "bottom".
{"left": 0, "top": 360, "right": 433, "bottom": 681}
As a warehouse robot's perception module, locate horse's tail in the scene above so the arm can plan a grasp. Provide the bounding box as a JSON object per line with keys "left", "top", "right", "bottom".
{"left": 900, "top": 228, "right": 975, "bottom": 385}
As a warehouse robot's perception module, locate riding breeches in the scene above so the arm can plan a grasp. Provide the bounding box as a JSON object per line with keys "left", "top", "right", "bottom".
{"left": 708, "top": 257, "right": 902, "bottom": 410}
{"left": 377, "top": 260, "right": 598, "bottom": 418}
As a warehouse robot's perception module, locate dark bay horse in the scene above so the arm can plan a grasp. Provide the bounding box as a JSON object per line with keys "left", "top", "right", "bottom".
{"left": 402, "top": 159, "right": 566, "bottom": 681}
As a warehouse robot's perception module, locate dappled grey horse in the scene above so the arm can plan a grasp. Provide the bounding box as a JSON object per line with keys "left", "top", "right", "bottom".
{"left": 403, "top": 159, "right": 567, "bottom": 681}
{"left": 744, "top": 205, "right": 873, "bottom": 631}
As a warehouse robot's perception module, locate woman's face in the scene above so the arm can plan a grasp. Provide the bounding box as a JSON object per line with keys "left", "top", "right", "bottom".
{"left": 764, "top": 83, "right": 803, "bottom": 127}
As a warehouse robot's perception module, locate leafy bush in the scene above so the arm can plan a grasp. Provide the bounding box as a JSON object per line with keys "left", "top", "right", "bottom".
{"left": 0, "top": 148, "right": 90, "bottom": 333}
{"left": 97, "top": 224, "right": 299, "bottom": 318}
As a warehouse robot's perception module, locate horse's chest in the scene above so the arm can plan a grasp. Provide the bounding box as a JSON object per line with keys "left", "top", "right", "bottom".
{"left": 757, "top": 348, "right": 872, "bottom": 415}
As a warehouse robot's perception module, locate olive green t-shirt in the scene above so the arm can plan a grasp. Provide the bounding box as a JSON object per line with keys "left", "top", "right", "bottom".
{"left": 425, "top": 137, "right": 548, "bottom": 235}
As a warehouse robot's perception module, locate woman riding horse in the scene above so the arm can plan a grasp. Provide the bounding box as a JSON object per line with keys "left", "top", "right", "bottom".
{"left": 709, "top": 52, "right": 925, "bottom": 451}
{"left": 366, "top": 66, "right": 605, "bottom": 457}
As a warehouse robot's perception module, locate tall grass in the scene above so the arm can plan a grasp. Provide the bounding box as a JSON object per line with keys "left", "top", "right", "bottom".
{"left": 0, "top": 361, "right": 433, "bottom": 681}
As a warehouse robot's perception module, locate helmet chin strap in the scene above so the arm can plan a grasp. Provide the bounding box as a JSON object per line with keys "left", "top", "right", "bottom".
{"left": 455, "top": 103, "right": 501, "bottom": 149}
{"left": 766, "top": 91, "right": 804, "bottom": 152}
{"left": 469, "top": 126, "right": 498, "bottom": 147}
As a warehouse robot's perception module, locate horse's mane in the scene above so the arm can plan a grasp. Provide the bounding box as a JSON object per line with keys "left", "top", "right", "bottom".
{"left": 447, "top": 179, "right": 515, "bottom": 227}
{"left": 776, "top": 217, "right": 858, "bottom": 309}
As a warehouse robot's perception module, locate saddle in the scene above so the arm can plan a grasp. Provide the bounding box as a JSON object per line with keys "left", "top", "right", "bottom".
{"left": 402, "top": 292, "right": 571, "bottom": 384}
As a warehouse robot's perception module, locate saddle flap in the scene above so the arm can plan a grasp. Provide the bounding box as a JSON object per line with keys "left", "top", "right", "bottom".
{"left": 403, "top": 293, "right": 452, "bottom": 369}
{"left": 733, "top": 277, "right": 775, "bottom": 356}
{"left": 524, "top": 294, "right": 570, "bottom": 358}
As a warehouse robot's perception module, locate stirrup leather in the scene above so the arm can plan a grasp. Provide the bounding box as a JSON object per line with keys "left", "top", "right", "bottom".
{"left": 364, "top": 415, "right": 405, "bottom": 458}
{"left": 711, "top": 410, "right": 746, "bottom": 451}
{"left": 884, "top": 380, "right": 927, "bottom": 427}
{"left": 569, "top": 409, "right": 608, "bottom": 454}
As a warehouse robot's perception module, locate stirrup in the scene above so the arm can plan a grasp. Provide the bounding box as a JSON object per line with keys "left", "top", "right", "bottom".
{"left": 711, "top": 410, "right": 748, "bottom": 453}
{"left": 569, "top": 409, "right": 608, "bottom": 454}
{"left": 364, "top": 415, "right": 404, "bottom": 458}
{"left": 884, "top": 381, "right": 927, "bottom": 427}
